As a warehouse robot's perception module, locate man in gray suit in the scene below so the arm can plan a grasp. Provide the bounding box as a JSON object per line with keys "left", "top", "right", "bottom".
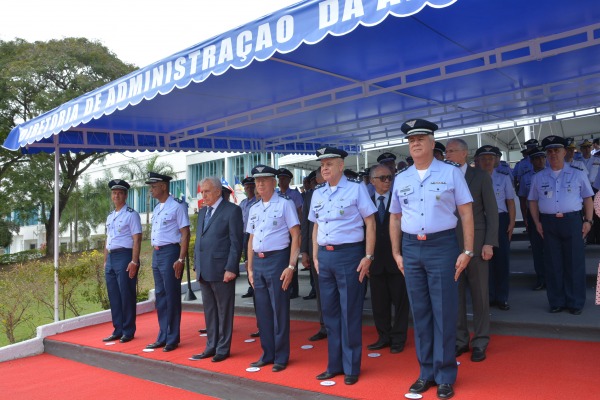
{"left": 190, "top": 176, "right": 243, "bottom": 363}
{"left": 446, "top": 139, "right": 499, "bottom": 362}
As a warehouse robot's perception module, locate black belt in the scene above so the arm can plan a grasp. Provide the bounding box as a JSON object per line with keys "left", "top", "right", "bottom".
{"left": 319, "top": 242, "right": 362, "bottom": 251}
{"left": 254, "top": 249, "right": 285, "bottom": 258}
{"left": 540, "top": 211, "right": 580, "bottom": 218}
{"left": 107, "top": 247, "right": 132, "bottom": 254}
{"left": 403, "top": 229, "right": 454, "bottom": 241}
{"left": 153, "top": 243, "right": 180, "bottom": 250}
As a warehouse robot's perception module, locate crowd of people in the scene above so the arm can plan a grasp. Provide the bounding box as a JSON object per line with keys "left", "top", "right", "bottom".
{"left": 101, "top": 119, "right": 597, "bottom": 399}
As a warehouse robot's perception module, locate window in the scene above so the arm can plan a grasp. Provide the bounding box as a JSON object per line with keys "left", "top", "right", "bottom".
{"left": 188, "top": 160, "right": 225, "bottom": 196}
{"left": 170, "top": 179, "right": 186, "bottom": 201}
{"left": 136, "top": 186, "right": 157, "bottom": 213}
{"left": 229, "top": 153, "right": 272, "bottom": 183}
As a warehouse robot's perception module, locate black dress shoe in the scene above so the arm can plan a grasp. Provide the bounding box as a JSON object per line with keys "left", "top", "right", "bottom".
{"left": 146, "top": 341, "right": 166, "bottom": 349}
{"left": 272, "top": 364, "right": 287, "bottom": 372}
{"left": 119, "top": 336, "right": 134, "bottom": 343}
{"left": 250, "top": 331, "right": 260, "bottom": 338}
{"left": 455, "top": 345, "right": 469, "bottom": 357}
{"left": 569, "top": 308, "right": 582, "bottom": 315}
{"left": 303, "top": 293, "right": 316, "bottom": 300}
{"left": 102, "top": 334, "right": 121, "bottom": 342}
{"left": 367, "top": 340, "right": 390, "bottom": 350}
{"left": 212, "top": 353, "right": 229, "bottom": 362}
{"left": 344, "top": 375, "right": 358, "bottom": 385}
{"left": 241, "top": 291, "right": 254, "bottom": 298}
{"left": 250, "top": 360, "right": 273, "bottom": 368}
{"left": 163, "top": 344, "right": 178, "bottom": 352}
{"left": 198, "top": 329, "right": 207, "bottom": 334}
{"left": 390, "top": 344, "right": 405, "bottom": 354}
{"left": 309, "top": 331, "right": 327, "bottom": 341}
{"left": 532, "top": 283, "right": 546, "bottom": 291}
{"left": 189, "top": 351, "right": 215, "bottom": 360}
{"left": 471, "top": 347, "right": 486, "bottom": 362}
{"left": 497, "top": 301, "right": 510, "bottom": 311}
{"left": 409, "top": 378, "right": 436, "bottom": 394}
{"left": 437, "top": 383, "right": 454, "bottom": 399}
{"left": 316, "top": 371, "right": 342, "bottom": 380}
{"left": 549, "top": 306, "right": 564, "bottom": 313}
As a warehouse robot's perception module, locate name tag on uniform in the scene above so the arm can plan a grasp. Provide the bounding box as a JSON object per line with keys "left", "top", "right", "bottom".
{"left": 417, "top": 234, "right": 427, "bottom": 241}
{"left": 398, "top": 185, "right": 413, "bottom": 196}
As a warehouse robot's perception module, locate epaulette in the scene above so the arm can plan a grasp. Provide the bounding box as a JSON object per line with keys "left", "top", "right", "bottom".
{"left": 496, "top": 169, "right": 510, "bottom": 176}
{"left": 443, "top": 160, "right": 460, "bottom": 167}
{"left": 174, "top": 198, "right": 183, "bottom": 203}
{"left": 315, "top": 182, "right": 326, "bottom": 189}
{"left": 278, "top": 193, "right": 291, "bottom": 200}
{"left": 127, "top": 207, "right": 134, "bottom": 212}
{"left": 395, "top": 166, "right": 409, "bottom": 176}
{"left": 569, "top": 163, "right": 584, "bottom": 171}
{"left": 347, "top": 177, "right": 361, "bottom": 183}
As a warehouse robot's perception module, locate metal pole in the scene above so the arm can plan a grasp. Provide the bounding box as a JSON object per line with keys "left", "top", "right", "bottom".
{"left": 54, "top": 148, "right": 59, "bottom": 322}
{"left": 184, "top": 254, "right": 197, "bottom": 301}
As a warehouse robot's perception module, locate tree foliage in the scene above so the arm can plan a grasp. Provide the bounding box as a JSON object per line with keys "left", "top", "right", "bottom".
{"left": 0, "top": 38, "right": 136, "bottom": 255}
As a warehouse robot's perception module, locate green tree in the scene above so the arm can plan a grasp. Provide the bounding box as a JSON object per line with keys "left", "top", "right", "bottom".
{"left": 0, "top": 38, "right": 136, "bottom": 256}
{"left": 118, "top": 155, "right": 175, "bottom": 236}
{"left": 0, "top": 219, "right": 19, "bottom": 248}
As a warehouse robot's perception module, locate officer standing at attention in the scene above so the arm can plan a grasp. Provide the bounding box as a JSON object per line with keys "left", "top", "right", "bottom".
{"left": 145, "top": 172, "right": 191, "bottom": 352}
{"left": 103, "top": 179, "right": 142, "bottom": 343}
{"left": 390, "top": 119, "right": 474, "bottom": 400}
{"left": 309, "top": 147, "right": 377, "bottom": 386}
{"left": 528, "top": 136, "right": 593, "bottom": 315}
{"left": 246, "top": 165, "right": 300, "bottom": 372}
{"left": 240, "top": 177, "right": 258, "bottom": 300}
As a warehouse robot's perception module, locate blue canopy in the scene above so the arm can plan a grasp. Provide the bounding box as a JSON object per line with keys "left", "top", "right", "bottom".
{"left": 4, "top": 0, "right": 600, "bottom": 154}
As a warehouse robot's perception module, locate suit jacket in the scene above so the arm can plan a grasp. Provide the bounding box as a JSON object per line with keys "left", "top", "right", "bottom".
{"left": 194, "top": 201, "right": 243, "bottom": 282}
{"left": 370, "top": 193, "right": 398, "bottom": 275}
{"left": 300, "top": 189, "right": 314, "bottom": 257}
{"left": 456, "top": 166, "right": 499, "bottom": 252}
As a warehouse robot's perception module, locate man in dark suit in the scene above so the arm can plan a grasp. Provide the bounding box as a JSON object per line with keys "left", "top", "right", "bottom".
{"left": 446, "top": 138, "right": 499, "bottom": 362}
{"left": 300, "top": 167, "right": 328, "bottom": 341}
{"left": 190, "top": 176, "right": 243, "bottom": 363}
{"left": 367, "top": 164, "right": 409, "bottom": 353}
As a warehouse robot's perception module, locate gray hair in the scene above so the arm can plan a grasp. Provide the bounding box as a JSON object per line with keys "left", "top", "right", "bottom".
{"left": 199, "top": 176, "right": 221, "bottom": 190}
{"left": 447, "top": 138, "right": 468, "bottom": 151}
{"left": 370, "top": 163, "right": 393, "bottom": 178}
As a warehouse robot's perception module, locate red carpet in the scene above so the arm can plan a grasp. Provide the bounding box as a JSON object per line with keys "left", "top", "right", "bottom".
{"left": 11, "top": 311, "right": 600, "bottom": 399}
{"left": 1, "top": 353, "right": 215, "bottom": 399}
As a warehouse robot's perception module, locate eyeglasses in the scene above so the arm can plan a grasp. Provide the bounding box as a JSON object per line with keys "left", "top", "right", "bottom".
{"left": 373, "top": 175, "right": 393, "bottom": 182}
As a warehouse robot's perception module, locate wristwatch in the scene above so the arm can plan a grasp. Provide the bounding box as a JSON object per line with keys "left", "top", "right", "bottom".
{"left": 365, "top": 254, "right": 375, "bottom": 261}
{"left": 177, "top": 258, "right": 185, "bottom": 264}
{"left": 130, "top": 260, "right": 139, "bottom": 266}
{"left": 287, "top": 265, "right": 296, "bottom": 271}
{"left": 584, "top": 219, "right": 593, "bottom": 225}
{"left": 463, "top": 250, "right": 474, "bottom": 258}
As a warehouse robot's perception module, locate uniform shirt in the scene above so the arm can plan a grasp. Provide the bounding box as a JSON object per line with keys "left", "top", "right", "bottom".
{"left": 240, "top": 196, "right": 259, "bottom": 231}
{"left": 390, "top": 158, "right": 473, "bottom": 235}
{"left": 517, "top": 168, "right": 542, "bottom": 208}
{"left": 246, "top": 193, "right": 300, "bottom": 252}
{"left": 150, "top": 196, "right": 190, "bottom": 246}
{"left": 279, "top": 187, "right": 303, "bottom": 209}
{"left": 583, "top": 156, "right": 600, "bottom": 184}
{"left": 527, "top": 165, "right": 594, "bottom": 214}
{"left": 492, "top": 170, "right": 516, "bottom": 213}
{"left": 495, "top": 162, "right": 513, "bottom": 178}
{"left": 308, "top": 175, "right": 377, "bottom": 246}
{"left": 513, "top": 157, "right": 532, "bottom": 183}
{"left": 106, "top": 206, "right": 142, "bottom": 250}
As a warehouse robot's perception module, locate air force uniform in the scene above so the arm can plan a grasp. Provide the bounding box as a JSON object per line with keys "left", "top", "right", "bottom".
{"left": 308, "top": 147, "right": 377, "bottom": 378}
{"left": 105, "top": 180, "right": 142, "bottom": 340}
{"left": 247, "top": 165, "right": 300, "bottom": 367}
{"left": 528, "top": 136, "right": 593, "bottom": 313}
{"left": 147, "top": 173, "right": 190, "bottom": 347}
{"left": 390, "top": 119, "right": 473, "bottom": 386}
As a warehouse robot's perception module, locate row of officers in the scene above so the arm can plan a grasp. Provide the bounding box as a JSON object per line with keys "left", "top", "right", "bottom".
{"left": 102, "top": 119, "right": 592, "bottom": 400}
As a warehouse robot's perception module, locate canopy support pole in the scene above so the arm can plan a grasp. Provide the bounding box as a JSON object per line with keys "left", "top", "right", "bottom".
{"left": 53, "top": 146, "right": 60, "bottom": 322}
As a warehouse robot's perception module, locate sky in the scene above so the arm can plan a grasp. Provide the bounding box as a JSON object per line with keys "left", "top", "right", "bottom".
{"left": 0, "top": 0, "right": 299, "bottom": 67}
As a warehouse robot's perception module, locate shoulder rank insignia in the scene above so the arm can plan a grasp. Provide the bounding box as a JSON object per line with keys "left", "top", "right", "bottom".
{"left": 569, "top": 163, "right": 584, "bottom": 171}
{"left": 396, "top": 166, "right": 409, "bottom": 175}
{"left": 315, "top": 182, "right": 326, "bottom": 189}
{"left": 496, "top": 169, "right": 510, "bottom": 175}
{"left": 174, "top": 198, "right": 183, "bottom": 203}
{"left": 278, "top": 193, "right": 291, "bottom": 200}
{"left": 127, "top": 207, "right": 134, "bottom": 212}
{"left": 443, "top": 160, "right": 460, "bottom": 167}
{"left": 347, "top": 177, "right": 361, "bottom": 183}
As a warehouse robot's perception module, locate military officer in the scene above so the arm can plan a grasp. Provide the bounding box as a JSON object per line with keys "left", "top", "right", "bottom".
{"left": 377, "top": 152, "right": 397, "bottom": 173}
{"left": 103, "top": 179, "right": 142, "bottom": 343}
{"left": 246, "top": 165, "right": 300, "bottom": 372}
{"left": 390, "top": 119, "right": 474, "bottom": 400}
{"left": 240, "top": 177, "right": 258, "bottom": 300}
{"left": 528, "top": 136, "right": 593, "bottom": 315}
{"left": 145, "top": 172, "right": 191, "bottom": 352}
{"left": 434, "top": 141, "right": 446, "bottom": 161}
{"left": 309, "top": 146, "right": 377, "bottom": 386}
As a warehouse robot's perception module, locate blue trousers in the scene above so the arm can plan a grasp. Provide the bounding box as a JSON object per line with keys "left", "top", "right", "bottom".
{"left": 527, "top": 212, "right": 545, "bottom": 286}
{"left": 253, "top": 249, "right": 291, "bottom": 365}
{"left": 152, "top": 244, "right": 182, "bottom": 345}
{"left": 318, "top": 244, "right": 365, "bottom": 376}
{"left": 540, "top": 212, "right": 586, "bottom": 310}
{"left": 489, "top": 212, "right": 510, "bottom": 303}
{"left": 402, "top": 230, "right": 459, "bottom": 385}
{"left": 105, "top": 249, "right": 137, "bottom": 337}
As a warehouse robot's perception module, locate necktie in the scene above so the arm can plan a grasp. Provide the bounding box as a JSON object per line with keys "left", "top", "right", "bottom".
{"left": 203, "top": 206, "right": 213, "bottom": 232}
{"left": 378, "top": 196, "right": 385, "bottom": 223}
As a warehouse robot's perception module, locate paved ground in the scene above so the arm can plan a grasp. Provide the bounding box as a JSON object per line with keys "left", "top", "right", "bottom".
{"left": 182, "top": 229, "right": 600, "bottom": 342}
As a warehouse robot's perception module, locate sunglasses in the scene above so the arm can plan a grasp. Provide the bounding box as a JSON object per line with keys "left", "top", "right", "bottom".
{"left": 373, "top": 175, "right": 393, "bottom": 182}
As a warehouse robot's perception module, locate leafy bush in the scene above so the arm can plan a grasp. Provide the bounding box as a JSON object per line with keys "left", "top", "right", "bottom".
{"left": 0, "top": 263, "right": 38, "bottom": 343}
{"left": 0, "top": 249, "right": 43, "bottom": 265}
